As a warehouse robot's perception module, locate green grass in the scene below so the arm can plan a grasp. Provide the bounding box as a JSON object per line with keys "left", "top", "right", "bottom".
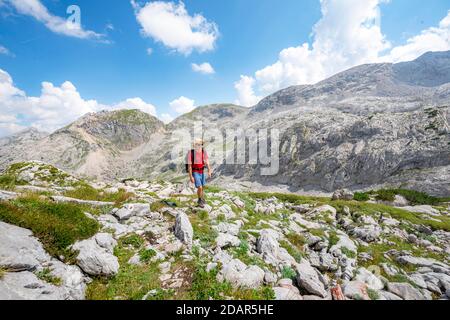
{"left": 336, "top": 201, "right": 450, "bottom": 231}
{"left": 6, "top": 162, "right": 79, "bottom": 187}
{"left": 0, "top": 267, "right": 6, "bottom": 279}
{"left": 248, "top": 192, "right": 328, "bottom": 204}
{"left": 36, "top": 268, "right": 62, "bottom": 286}
{"left": 353, "top": 192, "right": 370, "bottom": 202}
{"left": 341, "top": 247, "right": 357, "bottom": 259}
{"left": 190, "top": 214, "right": 218, "bottom": 247}
{"left": 0, "top": 174, "right": 26, "bottom": 190}
{"left": 357, "top": 236, "right": 440, "bottom": 272}
{"left": 121, "top": 234, "right": 144, "bottom": 249}
{"left": 189, "top": 256, "right": 274, "bottom": 300}
{"left": 63, "top": 185, "right": 134, "bottom": 205}
{"left": 150, "top": 200, "right": 167, "bottom": 212}
{"left": 230, "top": 240, "right": 268, "bottom": 269}
{"left": 87, "top": 242, "right": 162, "bottom": 300}
{"left": 328, "top": 231, "right": 340, "bottom": 248}
{"left": 279, "top": 240, "right": 303, "bottom": 263}
{"left": 0, "top": 196, "right": 99, "bottom": 261}
{"left": 371, "top": 188, "right": 446, "bottom": 205}
{"left": 204, "top": 185, "right": 224, "bottom": 193}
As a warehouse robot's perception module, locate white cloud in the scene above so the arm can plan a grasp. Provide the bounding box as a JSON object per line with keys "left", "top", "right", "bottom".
{"left": 6, "top": 0, "right": 104, "bottom": 40}
{"left": 235, "top": 1, "right": 450, "bottom": 105}
{"left": 381, "top": 10, "right": 450, "bottom": 63}
{"left": 160, "top": 113, "right": 174, "bottom": 124}
{"left": 0, "top": 45, "right": 13, "bottom": 56}
{"left": 0, "top": 69, "right": 103, "bottom": 136}
{"left": 146, "top": 48, "right": 153, "bottom": 56}
{"left": 191, "top": 62, "right": 215, "bottom": 74}
{"left": 113, "top": 97, "right": 157, "bottom": 116}
{"left": 234, "top": 75, "right": 262, "bottom": 107}
{"left": 0, "top": 68, "right": 170, "bottom": 137}
{"left": 133, "top": 1, "right": 219, "bottom": 55}
{"left": 169, "top": 96, "right": 195, "bottom": 114}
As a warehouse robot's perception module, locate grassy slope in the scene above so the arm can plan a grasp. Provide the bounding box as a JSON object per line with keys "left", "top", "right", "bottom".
{"left": 0, "top": 195, "right": 99, "bottom": 261}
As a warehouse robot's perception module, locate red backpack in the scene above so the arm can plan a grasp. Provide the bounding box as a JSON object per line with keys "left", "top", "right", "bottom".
{"left": 185, "top": 149, "right": 205, "bottom": 173}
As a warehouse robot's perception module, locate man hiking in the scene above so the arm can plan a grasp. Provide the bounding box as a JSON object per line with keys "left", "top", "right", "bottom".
{"left": 187, "top": 139, "right": 212, "bottom": 208}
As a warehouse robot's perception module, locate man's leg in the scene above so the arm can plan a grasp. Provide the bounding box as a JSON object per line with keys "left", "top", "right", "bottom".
{"left": 198, "top": 186, "right": 204, "bottom": 207}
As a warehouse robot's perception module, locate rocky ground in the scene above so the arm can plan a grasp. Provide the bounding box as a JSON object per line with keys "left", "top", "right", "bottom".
{"left": 1, "top": 162, "right": 450, "bottom": 300}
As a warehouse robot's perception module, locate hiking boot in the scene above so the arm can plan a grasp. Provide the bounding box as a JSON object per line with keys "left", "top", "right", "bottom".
{"left": 197, "top": 198, "right": 205, "bottom": 208}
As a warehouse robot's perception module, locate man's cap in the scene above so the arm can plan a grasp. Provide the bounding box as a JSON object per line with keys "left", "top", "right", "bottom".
{"left": 192, "top": 138, "right": 204, "bottom": 147}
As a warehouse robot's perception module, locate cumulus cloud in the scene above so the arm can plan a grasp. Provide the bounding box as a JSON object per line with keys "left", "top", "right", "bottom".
{"left": 0, "top": 69, "right": 167, "bottom": 137}
{"left": 146, "top": 48, "right": 153, "bottom": 56}
{"left": 234, "top": 1, "right": 450, "bottom": 106}
{"left": 0, "top": 69, "right": 103, "bottom": 136}
{"left": 234, "top": 75, "right": 262, "bottom": 107}
{"left": 169, "top": 96, "right": 195, "bottom": 114}
{"left": 113, "top": 97, "right": 157, "bottom": 116}
{"left": 5, "top": 0, "right": 104, "bottom": 40}
{"left": 133, "top": 1, "right": 219, "bottom": 55}
{"left": 191, "top": 62, "right": 215, "bottom": 74}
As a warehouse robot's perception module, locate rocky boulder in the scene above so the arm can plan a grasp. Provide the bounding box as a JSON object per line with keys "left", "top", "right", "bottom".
{"left": 273, "top": 279, "right": 303, "bottom": 300}
{"left": 174, "top": 212, "right": 193, "bottom": 247}
{"left": 332, "top": 189, "right": 354, "bottom": 201}
{"left": 295, "top": 259, "right": 328, "bottom": 297}
{"left": 387, "top": 282, "right": 426, "bottom": 300}
{"left": 113, "top": 203, "right": 151, "bottom": 221}
{"left": 217, "top": 259, "right": 265, "bottom": 289}
{"left": 71, "top": 233, "right": 119, "bottom": 277}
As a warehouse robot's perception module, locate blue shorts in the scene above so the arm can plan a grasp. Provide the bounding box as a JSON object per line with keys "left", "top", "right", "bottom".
{"left": 193, "top": 172, "right": 207, "bottom": 188}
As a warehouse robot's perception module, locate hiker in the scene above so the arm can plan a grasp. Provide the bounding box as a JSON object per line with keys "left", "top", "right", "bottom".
{"left": 187, "top": 139, "right": 212, "bottom": 208}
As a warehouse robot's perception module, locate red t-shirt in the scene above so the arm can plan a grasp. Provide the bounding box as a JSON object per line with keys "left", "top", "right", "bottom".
{"left": 187, "top": 149, "right": 208, "bottom": 173}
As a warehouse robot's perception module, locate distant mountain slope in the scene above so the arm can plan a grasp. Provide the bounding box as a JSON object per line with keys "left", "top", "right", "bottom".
{"left": 0, "top": 110, "right": 166, "bottom": 179}
{"left": 168, "top": 104, "right": 248, "bottom": 131}
{"left": 216, "top": 106, "right": 450, "bottom": 196}
{"left": 251, "top": 51, "right": 450, "bottom": 115}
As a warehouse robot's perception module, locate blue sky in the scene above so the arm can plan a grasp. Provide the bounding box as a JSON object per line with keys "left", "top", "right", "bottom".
{"left": 0, "top": 0, "right": 449, "bottom": 136}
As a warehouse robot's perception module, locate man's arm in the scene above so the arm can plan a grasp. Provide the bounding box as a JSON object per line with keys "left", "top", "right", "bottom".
{"left": 206, "top": 159, "right": 212, "bottom": 178}
{"left": 188, "top": 164, "right": 194, "bottom": 183}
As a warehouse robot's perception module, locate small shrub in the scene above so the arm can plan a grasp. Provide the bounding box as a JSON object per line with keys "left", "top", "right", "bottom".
{"left": 139, "top": 248, "right": 157, "bottom": 263}
{"left": 354, "top": 192, "right": 370, "bottom": 202}
{"left": 281, "top": 266, "right": 296, "bottom": 280}
{"left": 150, "top": 201, "right": 166, "bottom": 212}
{"left": 375, "top": 189, "right": 396, "bottom": 202}
{"left": 280, "top": 240, "right": 302, "bottom": 263}
{"left": 190, "top": 262, "right": 232, "bottom": 300}
{"left": 367, "top": 288, "right": 380, "bottom": 300}
{"left": 328, "top": 232, "right": 340, "bottom": 248}
{"left": 36, "top": 268, "right": 62, "bottom": 286}
{"left": 341, "top": 247, "right": 357, "bottom": 259}
{"left": 197, "top": 210, "right": 209, "bottom": 221}
{"left": 286, "top": 233, "right": 306, "bottom": 247}
{"left": 121, "top": 234, "right": 144, "bottom": 249}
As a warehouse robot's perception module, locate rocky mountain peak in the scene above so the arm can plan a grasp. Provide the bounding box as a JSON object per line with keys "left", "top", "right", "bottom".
{"left": 60, "top": 109, "right": 166, "bottom": 151}
{"left": 250, "top": 50, "right": 450, "bottom": 115}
